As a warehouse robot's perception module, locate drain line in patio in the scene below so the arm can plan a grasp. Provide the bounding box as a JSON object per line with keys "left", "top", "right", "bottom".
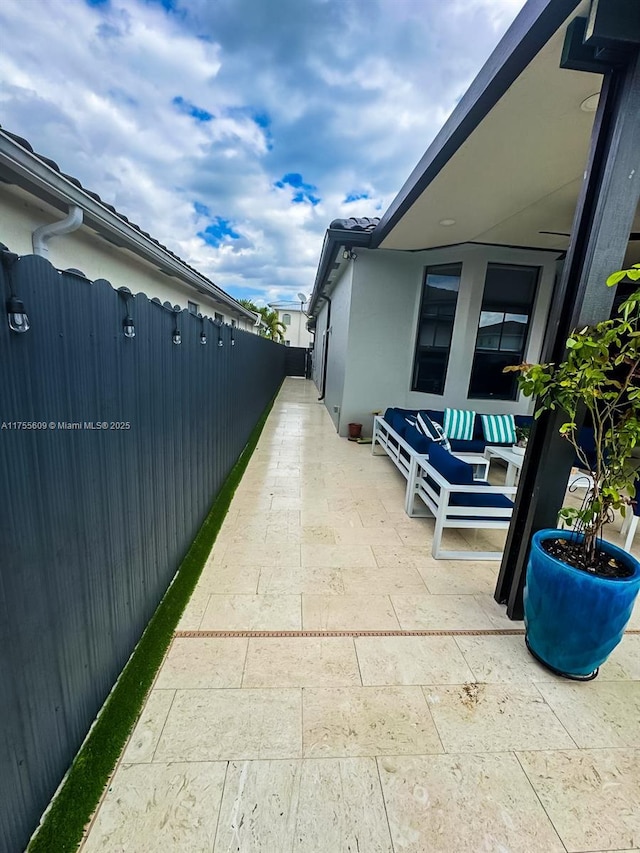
{"left": 175, "top": 628, "right": 640, "bottom": 638}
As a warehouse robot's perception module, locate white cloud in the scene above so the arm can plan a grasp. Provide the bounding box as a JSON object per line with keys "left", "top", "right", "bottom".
{"left": 0, "top": 0, "right": 526, "bottom": 301}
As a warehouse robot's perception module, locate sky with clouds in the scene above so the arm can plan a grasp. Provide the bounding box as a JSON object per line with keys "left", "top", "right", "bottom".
{"left": 0, "top": 0, "right": 526, "bottom": 305}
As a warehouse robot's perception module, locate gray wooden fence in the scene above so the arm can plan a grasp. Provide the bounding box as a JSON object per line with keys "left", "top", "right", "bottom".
{"left": 0, "top": 253, "right": 286, "bottom": 853}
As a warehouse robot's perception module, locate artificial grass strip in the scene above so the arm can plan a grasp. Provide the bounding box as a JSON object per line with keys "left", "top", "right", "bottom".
{"left": 27, "top": 386, "right": 281, "bottom": 853}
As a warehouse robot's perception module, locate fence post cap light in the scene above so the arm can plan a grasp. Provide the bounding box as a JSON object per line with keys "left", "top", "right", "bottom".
{"left": 7, "top": 295, "right": 30, "bottom": 333}
{"left": 200, "top": 331, "right": 207, "bottom": 344}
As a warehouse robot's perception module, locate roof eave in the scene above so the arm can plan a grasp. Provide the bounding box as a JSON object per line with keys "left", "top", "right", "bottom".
{"left": 0, "top": 129, "right": 256, "bottom": 323}
{"left": 307, "top": 227, "right": 374, "bottom": 316}
{"left": 370, "top": 0, "right": 582, "bottom": 249}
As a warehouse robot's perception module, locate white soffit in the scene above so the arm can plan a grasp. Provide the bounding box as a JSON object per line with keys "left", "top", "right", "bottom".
{"left": 379, "top": 1, "right": 603, "bottom": 254}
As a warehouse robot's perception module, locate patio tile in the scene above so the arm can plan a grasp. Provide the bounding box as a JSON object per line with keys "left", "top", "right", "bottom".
{"left": 372, "top": 544, "right": 432, "bottom": 570}
{"left": 154, "top": 689, "right": 302, "bottom": 762}
{"left": 454, "top": 635, "right": 562, "bottom": 683}
{"left": 535, "top": 681, "right": 640, "bottom": 748}
{"left": 418, "top": 561, "right": 498, "bottom": 595}
{"left": 213, "top": 758, "right": 393, "bottom": 853}
{"left": 300, "top": 509, "right": 364, "bottom": 528}
{"left": 199, "top": 594, "right": 301, "bottom": 631}
{"left": 303, "top": 686, "right": 443, "bottom": 757}
{"left": 242, "top": 637, "right": 361, "bottom": 687}
{"left": 82, "top": 762, "right": 227, "bottom": 853}
{"left": 517, "top": 748, "right": 640, "bottom": 853}
{"left": 301, "top": 543, "right": 376, "bottom": 568}
{"left": 216, "top": 543, "right": 301, "bottom": 568}
{"left": 605, "top": 633, "right": 640, "bottom": 679}
{"left": 122, "top": 689, "right": 175, "bottom": 764}
{"left": 175, "top": 591, "right": 210, "bottom": 631}
{"left": 391, "top": 593, "right": 496, "bottom": 631}
{"left": 257, "top": 565, "right": 345, "bottom": 595}
{"left": 358, "top": 510, "right": 415, "bottom": 529}
{"left": 473, "top": 593, "right": 516, "bottom": 628}
{"left": 378, "top": 753, "right": 565, "bottom": 853}
{"left": 233, "top": 509, "right": 301, "bottom": 528}
{"left": 423, "top": 683, "right": 576, "bottom": 752}
{"left": 302, "top": 594, "right": 400, "bottom": 631}
{"left": 333, "top": 526, "right": 403, "bottom": 545}
{"left": 341, "top": 565, "right": 428, "bottom": 595}
{"left": 356, "top": 636, "right": 475, "bottom": 686}
{"left": 195, "top": 564, "right": 261, "bottom": 594}
{"left": 154, "top": 638, "right": 247, "bottom": 690}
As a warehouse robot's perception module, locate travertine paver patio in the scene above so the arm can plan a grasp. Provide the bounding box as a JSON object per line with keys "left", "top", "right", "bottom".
{"left": 82, "top": 378, "right": 640, "bottom": 853}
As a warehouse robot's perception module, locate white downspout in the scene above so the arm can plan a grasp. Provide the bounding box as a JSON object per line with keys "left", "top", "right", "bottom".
{"left": 32, "top": 205, "right": 84, "bottom": 257}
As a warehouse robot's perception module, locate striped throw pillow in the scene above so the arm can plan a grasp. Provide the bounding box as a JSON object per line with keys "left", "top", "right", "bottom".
{"left": 443, "top": 408, "right": 476, "bottom": 441}
{"left": 416, "top": 412, "right": 451, "bottom": 451}
{"left": 481, "top": 414, "right": 516, "bottom": 444}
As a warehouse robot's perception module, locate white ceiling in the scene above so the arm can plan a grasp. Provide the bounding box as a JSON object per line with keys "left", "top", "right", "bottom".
{"left": 379, "top": 0, "right": 640, "bottom": 265}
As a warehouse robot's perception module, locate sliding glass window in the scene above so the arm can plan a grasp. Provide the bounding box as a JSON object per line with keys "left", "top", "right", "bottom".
{"left": 412, "top": 263, "right": 462, "bottom": 395}
{"left": 469, "top": 263, "right": 539, "bottom": 400}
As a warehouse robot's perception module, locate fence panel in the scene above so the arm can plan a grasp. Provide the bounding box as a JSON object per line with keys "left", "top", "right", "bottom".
{"left": 0, "top": 254, "right": 285, "bottom": 853}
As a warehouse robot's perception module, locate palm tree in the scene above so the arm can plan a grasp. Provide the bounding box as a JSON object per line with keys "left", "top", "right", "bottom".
{"left": 259, "top": 308, "right": 286, "bottom": 343}
{"left": 237, "top": 299, "right": 286, "bottom": 343}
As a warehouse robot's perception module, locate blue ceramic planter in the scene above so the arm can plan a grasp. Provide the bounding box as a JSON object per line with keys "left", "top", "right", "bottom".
{"left": 524, "top": 529, "right": 640, "bottom": 679}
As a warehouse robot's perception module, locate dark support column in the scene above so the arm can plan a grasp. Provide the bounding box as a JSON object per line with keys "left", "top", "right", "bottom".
{"left": 496, "top": 47, "right": 640, "bottom": 619}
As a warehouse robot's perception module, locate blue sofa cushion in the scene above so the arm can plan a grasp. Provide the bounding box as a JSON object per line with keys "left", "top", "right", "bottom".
{"left": 514, "top": 415, "right": 533, "bottom": 429}
{"left": 450, "top": 485, "right": 514, "bottom": 509}
{"left": 403, "top": 423, "right": 432, "bottom": 454}
{"left": 428, "top": 443, "right": 474, "bottom": 485}
{"left": 449, "top": 438, "right": 486, "bottom": 454}
{"left": 384, "top": 408, "right": 407, "bottom": 438}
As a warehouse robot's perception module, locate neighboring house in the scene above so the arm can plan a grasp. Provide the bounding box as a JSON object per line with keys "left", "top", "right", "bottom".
{"left": 270, "top": 304, "right": 313, "bottom": 348}
{"left": 0, "top": 126, "right": 260, "bottom": 332}
{"left": 308, "top": 0, "right": 640, "bottom": 436}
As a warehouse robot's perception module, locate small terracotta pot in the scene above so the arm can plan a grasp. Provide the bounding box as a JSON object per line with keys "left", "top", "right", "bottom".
{"left": 348, "top": 422, "right": 362, "bottom": 439}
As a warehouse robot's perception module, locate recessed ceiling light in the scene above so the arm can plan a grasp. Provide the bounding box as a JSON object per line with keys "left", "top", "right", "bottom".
{"left": 580, "top": 93, "right": 600, "bottom": 113}
{"left": 439, "top": 218, "right": 456, "bottom": 226}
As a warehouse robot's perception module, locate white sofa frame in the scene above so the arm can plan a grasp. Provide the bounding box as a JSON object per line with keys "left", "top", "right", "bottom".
{"left": 371, "top": 415, "right": 490, "bottom": 521}
{"left": 371, "top": 415, "right": 428, "bottom": 515}
{"left": 411, "top": 455, "right": 517, "bottom": 560}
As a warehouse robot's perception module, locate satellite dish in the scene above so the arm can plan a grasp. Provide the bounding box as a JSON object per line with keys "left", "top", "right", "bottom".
{"left": 297, "top": 292, "right": 308, "bottom": 303}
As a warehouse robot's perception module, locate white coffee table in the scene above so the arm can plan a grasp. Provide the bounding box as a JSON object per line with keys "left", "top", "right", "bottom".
{"left": 484, "top": 446, "right": 524, "bottom": 486}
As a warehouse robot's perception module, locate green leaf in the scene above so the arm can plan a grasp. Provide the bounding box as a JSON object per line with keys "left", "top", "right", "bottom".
{"left": 607, "top": 270, "right": 627, "bottom": 286}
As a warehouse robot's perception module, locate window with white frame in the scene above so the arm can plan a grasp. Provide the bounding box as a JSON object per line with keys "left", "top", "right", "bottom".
{"left": 282, "top": 313, "right": 291, "bottom": 325}
{"left": 188, "top": 300, "right": 199, "bottom": 315}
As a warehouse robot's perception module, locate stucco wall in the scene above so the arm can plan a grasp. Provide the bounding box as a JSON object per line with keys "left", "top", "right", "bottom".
{"left": 277, "top": 308, "right": 313, "bottom": 348}
{"left": 317, "top": 263, "right": 353, "bottom": 429}
{"left": 0, "top": 184, "right": 255, "bottom": 331}
{"left": 338, "top": 243, "right": 558, "bottom": 436}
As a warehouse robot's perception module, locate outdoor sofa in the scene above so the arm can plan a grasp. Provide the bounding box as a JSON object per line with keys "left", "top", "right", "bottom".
{"left": 372, "top": 408, "right": 524, "bottom": 558}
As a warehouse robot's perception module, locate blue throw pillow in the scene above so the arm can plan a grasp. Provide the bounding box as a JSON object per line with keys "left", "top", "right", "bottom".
{"left": 428, "top": 442, "right": 474, "bottom": 485}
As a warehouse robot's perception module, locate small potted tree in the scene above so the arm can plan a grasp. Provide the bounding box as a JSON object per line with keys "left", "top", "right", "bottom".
{"left": 507, "top": 265, "right": 640, "bottom": 679}
{"left": 513, "top": 425, "right": 530, "bottom": 456}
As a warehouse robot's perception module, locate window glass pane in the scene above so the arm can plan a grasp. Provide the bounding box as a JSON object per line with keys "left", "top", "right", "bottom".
{"left": 469, "top": 264, "right": 539, "bottom": 400}
{"left": 412, "top": 264, "right": 461, "bottom": 394}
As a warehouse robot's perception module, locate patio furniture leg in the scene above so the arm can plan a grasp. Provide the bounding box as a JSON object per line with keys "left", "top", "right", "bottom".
{"left": 624, "top": 515, "right": 638, "bottom": 553}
